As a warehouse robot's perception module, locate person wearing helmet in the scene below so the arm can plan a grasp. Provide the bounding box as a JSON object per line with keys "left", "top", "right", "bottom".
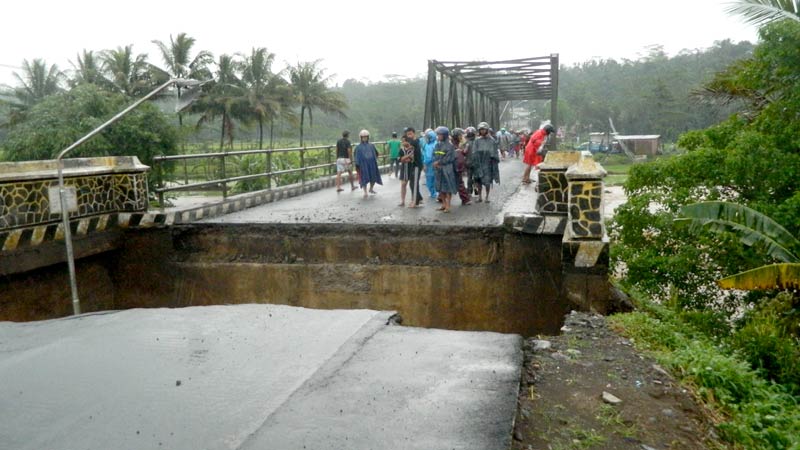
{"left": 433, "top": 126, "right": 457, "bottom": 212}
{"left": 335, "top": 130, "right": 357, "bottom": 192}
{"left": 422, "top": 129, "right": 438, "bottom": 200}
{"left": 451, "top": 128, "right": 471, "bottom": 205}
{"left": 522, "top": 123, "right": 555, "bottom": 184}
{"left": 519, "top": 130, "right": 530, "bottom": 161}
{"left": 464, "top": 127, "right": 477, "bottom": 196}
{"left": 489, "top": 128, "right": 501, "bottom": 161}
{"left": 397, "top": 136, "right": 416, "bottom": 207}
{"left": 354, "top": 129, "right": 383, "bottom": 198}
{"left": 498, "top": 127, "right": 511, "bottom": 160}
{"left": 470, "top": 122, "right": 500, "bottom": 202}
{"left": 488, "top": 128, "right": 499, "bottom": 160}
{"left": 387, "top": 131, "right": 401, "bottom": 178}
{"left": 509, "top": 129, "right": 521, "bottom": 158}
{"left": 404, "top": 127, "right": 424, "bottom": 207}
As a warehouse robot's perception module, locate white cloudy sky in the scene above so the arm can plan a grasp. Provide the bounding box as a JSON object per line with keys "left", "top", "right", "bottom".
{"left": 1, "top": 0, "right": 758, "bottom": 87}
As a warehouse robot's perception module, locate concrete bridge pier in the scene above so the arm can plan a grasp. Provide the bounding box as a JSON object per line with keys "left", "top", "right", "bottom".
{"left": 505, "top": 151, "right": 610, "bottom": 314}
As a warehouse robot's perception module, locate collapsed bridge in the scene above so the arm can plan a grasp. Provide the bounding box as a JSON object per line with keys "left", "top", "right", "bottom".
{"left": 0, "top": 150, "right": 609, "bottom": 335}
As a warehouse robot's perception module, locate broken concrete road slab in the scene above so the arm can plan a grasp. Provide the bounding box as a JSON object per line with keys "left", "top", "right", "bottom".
{"left": 0, "top": 304, "right": 522, "bottom": 450}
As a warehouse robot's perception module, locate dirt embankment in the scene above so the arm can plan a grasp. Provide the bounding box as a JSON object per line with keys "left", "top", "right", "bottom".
{"left": 513, "top": 311, "right": 723, "bottom": 450}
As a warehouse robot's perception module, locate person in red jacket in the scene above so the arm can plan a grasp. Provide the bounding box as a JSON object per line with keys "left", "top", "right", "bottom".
{"left": 522, "top": 124, "right": 555, "bottom": 184}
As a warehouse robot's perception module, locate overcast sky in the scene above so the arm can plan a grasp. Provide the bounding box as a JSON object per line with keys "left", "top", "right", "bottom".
{"left": 1, "top": 0, "right": 758, "bottom": 88}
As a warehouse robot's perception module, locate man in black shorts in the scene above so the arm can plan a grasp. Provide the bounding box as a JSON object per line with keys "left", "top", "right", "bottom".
{"left": 335, "top": 130, "right": 357, "bottom": 192}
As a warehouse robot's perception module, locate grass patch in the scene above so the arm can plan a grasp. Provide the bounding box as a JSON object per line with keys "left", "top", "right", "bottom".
{"left": 549, "top": 426, "right": 607, "bottom": 450}
{"left": 604, "top": 174, "right": 628, "bottom": 186}
{"left": 601, "top": 163, "right": 632, "bottom": 175}
{"left": 566, "top": 335, "right": 585, "bottom": 349}
{"left": 552, "top": 427, "right": 607, "bottom": 450}
{"left": 609, "top": 298, "right": 800, "bottom": 450}
{"left": 595, "top": 404, "right": 638, "bottom": 439}
{"left": 595, "top": 153, "right": 631, "bottom": 186}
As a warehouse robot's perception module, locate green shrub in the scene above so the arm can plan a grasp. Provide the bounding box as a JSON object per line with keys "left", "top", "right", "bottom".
{"left": 732, "top": 294, "right": 800, "bottom": 393}
{"left": 233, "top": 154, "right": 268, "bottom": 193}
{"left": 2, "top": 84, "right": 177, "bottom": 166}
{"left": 612, "top": 21, "right": 800, "bottom": 314}
{"left": 610, "top": 133, "right": 800, "bottom": 311}
{"left": 1, "top": 84, "right": 178, "bottom": 197}
{"left": 677, "top": 309, "right": 731, "bottom": 341}
{"left": 610, "top": 20, "right": 800, "bottom": 448}
{"left": 611, "top": 302, "right": 800, "bottom": 450}
{"left": 676, "top": 129, "right": 709, "bottom": 151}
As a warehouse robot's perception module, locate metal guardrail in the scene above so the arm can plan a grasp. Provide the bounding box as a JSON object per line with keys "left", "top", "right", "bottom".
{"left": 152, "top": 141, "right": 391, "bottom": 207}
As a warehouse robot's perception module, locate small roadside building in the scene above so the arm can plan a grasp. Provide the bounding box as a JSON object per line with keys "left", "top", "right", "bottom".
{"left": 589, "top": 132, "right": 612, "bottom": 147}
{"left": 613, "top": 135, "right": 661, "bottom": 156}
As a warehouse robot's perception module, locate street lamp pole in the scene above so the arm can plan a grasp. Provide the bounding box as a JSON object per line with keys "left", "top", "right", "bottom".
{"left": 56, "top": 78, "right": 201, "bottom": 315}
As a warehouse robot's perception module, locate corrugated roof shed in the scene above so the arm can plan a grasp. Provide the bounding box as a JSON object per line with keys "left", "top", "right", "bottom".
{"left": 613, "top": 135, "right": 661, "bottom": 140}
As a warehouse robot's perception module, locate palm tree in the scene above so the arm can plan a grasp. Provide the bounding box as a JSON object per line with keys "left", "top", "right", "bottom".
{"left": 194, "top": 54, "right": 246, "bottom": 150}
{"left": 0, "top": 59, "right": 63, "bottom": 125}
{"left": 70, "top": 50, "right": 106, "bottom": 88}
{"left": 726, "top": 0, "right": 800, "bottom": 27}
{"left": 288, "top": 60, "right": 347, "bottom": 146}
{"left": 152, "top": 33, "right": 213, "bottom": 126}
{"left": 100, "top": 45, "right": 153, "bottom": 97}
{"left": 676, "top": 201, "right": 800, "bottom": 290}
{"left": 241, "top": 47, "right": 294, "bottom": 149}
{"left": 10, "top": 59, "right": 64, "bottom": 106}
{"left": 691, "top": 59, "right": 768, "bottom": 116}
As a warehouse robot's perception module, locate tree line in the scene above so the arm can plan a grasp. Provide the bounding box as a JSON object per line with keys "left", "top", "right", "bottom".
{"left": 303, "top": 41, "right": 756, "bottom": 145}
{"left": 558, "top": 39, "right": 755, "bottom": 142}
{"left": 0, "top": 33, "right": 346, "bottom": 157}
{"left": 0, "top": 31, "right": 765, "bottom": 161}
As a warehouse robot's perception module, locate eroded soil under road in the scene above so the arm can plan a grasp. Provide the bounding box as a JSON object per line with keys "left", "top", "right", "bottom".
{"left": 513, "top": 311, "right": 723, "bottom": 450}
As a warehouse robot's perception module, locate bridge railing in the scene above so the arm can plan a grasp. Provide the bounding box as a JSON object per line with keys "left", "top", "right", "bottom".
{"left": 152, "top": 141, "right": 391, "bottom": 207}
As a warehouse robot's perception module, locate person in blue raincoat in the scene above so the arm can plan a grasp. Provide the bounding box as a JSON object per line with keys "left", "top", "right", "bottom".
{"left": 422, "top": 129, "right": 438, "bottom": 200}
{"left": 432, "top": 126, "right": 458, "bottom": 213}
{"left": 354, "top": 129, "right": 383, "bottom": 198}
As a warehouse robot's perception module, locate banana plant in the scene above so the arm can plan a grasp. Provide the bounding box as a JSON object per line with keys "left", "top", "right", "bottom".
{"left": 676, "top": 201, "right": 800, "bottom": 290}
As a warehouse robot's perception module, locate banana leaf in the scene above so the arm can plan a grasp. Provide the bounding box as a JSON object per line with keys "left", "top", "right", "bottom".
{"left": 676, "top": 201, "right": 799, "bottom": 263}
{"left": 717, "top": 263, "right": 800, "bottom": 290}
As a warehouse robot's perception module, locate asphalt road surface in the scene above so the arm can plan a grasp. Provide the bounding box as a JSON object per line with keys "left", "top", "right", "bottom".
{"left": 0, "top": 305, "right": 522, "bottom": 450}
{"left": 203, "top": 158, "right": 530, "bottom": 227}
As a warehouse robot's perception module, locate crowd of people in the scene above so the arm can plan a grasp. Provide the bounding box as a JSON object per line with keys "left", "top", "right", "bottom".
{"left": 334, "top": 122, "right": 556, "bottom": 212}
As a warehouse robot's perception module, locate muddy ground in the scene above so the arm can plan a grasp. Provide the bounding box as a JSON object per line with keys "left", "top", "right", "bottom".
{"left": 512, "top": 311, "right": 724, "bottom": 450}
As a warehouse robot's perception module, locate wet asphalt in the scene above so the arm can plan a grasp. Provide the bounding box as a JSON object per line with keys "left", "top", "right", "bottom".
{"left": 203, "top": 158, "right": 530, "bottom": 227}
{"left": 0, "top": 305, "right": 523, "bottom": 450}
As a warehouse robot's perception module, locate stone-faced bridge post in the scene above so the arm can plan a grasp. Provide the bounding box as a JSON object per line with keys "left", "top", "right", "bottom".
{"left": 536, "top": 151, "right": 582, "bottom": 216}
{"left": 561, "top": 153, "right": 609, "bottom": 313}
{"left": 507, "top": 150, "right": 610, "bottom": 314}
{"left": 504, "top": 151, "right": 610, "bottom": 314}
